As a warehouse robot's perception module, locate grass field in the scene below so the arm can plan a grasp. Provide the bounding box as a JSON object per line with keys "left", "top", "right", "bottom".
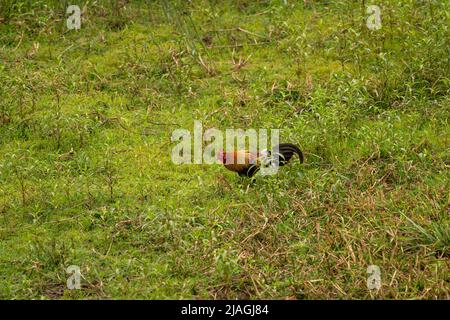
{"left": 0, "top": 0, "right": 449, "bottom": 299}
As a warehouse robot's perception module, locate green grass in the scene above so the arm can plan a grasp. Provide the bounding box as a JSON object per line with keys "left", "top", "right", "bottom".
{"left": 0, "top": 0, "right": 449, "bottom": 299}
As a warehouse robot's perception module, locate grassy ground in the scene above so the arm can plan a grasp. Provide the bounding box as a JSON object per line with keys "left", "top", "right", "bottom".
{"left": 0, "top": 0, "right": 448, "bottom": 299}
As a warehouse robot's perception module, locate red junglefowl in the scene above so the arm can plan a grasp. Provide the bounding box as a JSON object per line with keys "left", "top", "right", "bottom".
{"left": 217, "top": 143, "right": 304, "bottom": 177}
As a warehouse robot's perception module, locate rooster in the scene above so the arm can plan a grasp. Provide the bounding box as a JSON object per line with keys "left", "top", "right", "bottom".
{"left": 217, "top": 143, "right": 304, "bottom": 177}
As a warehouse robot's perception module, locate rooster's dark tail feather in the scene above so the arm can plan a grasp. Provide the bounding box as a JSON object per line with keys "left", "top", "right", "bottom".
{"left": 274, "top": 143, "right": 304, "bottom": 165}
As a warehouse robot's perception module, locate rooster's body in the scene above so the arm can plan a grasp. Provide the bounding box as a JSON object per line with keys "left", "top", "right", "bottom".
{"left": 218, "top": 143, "right": 303, "bottom": 177}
